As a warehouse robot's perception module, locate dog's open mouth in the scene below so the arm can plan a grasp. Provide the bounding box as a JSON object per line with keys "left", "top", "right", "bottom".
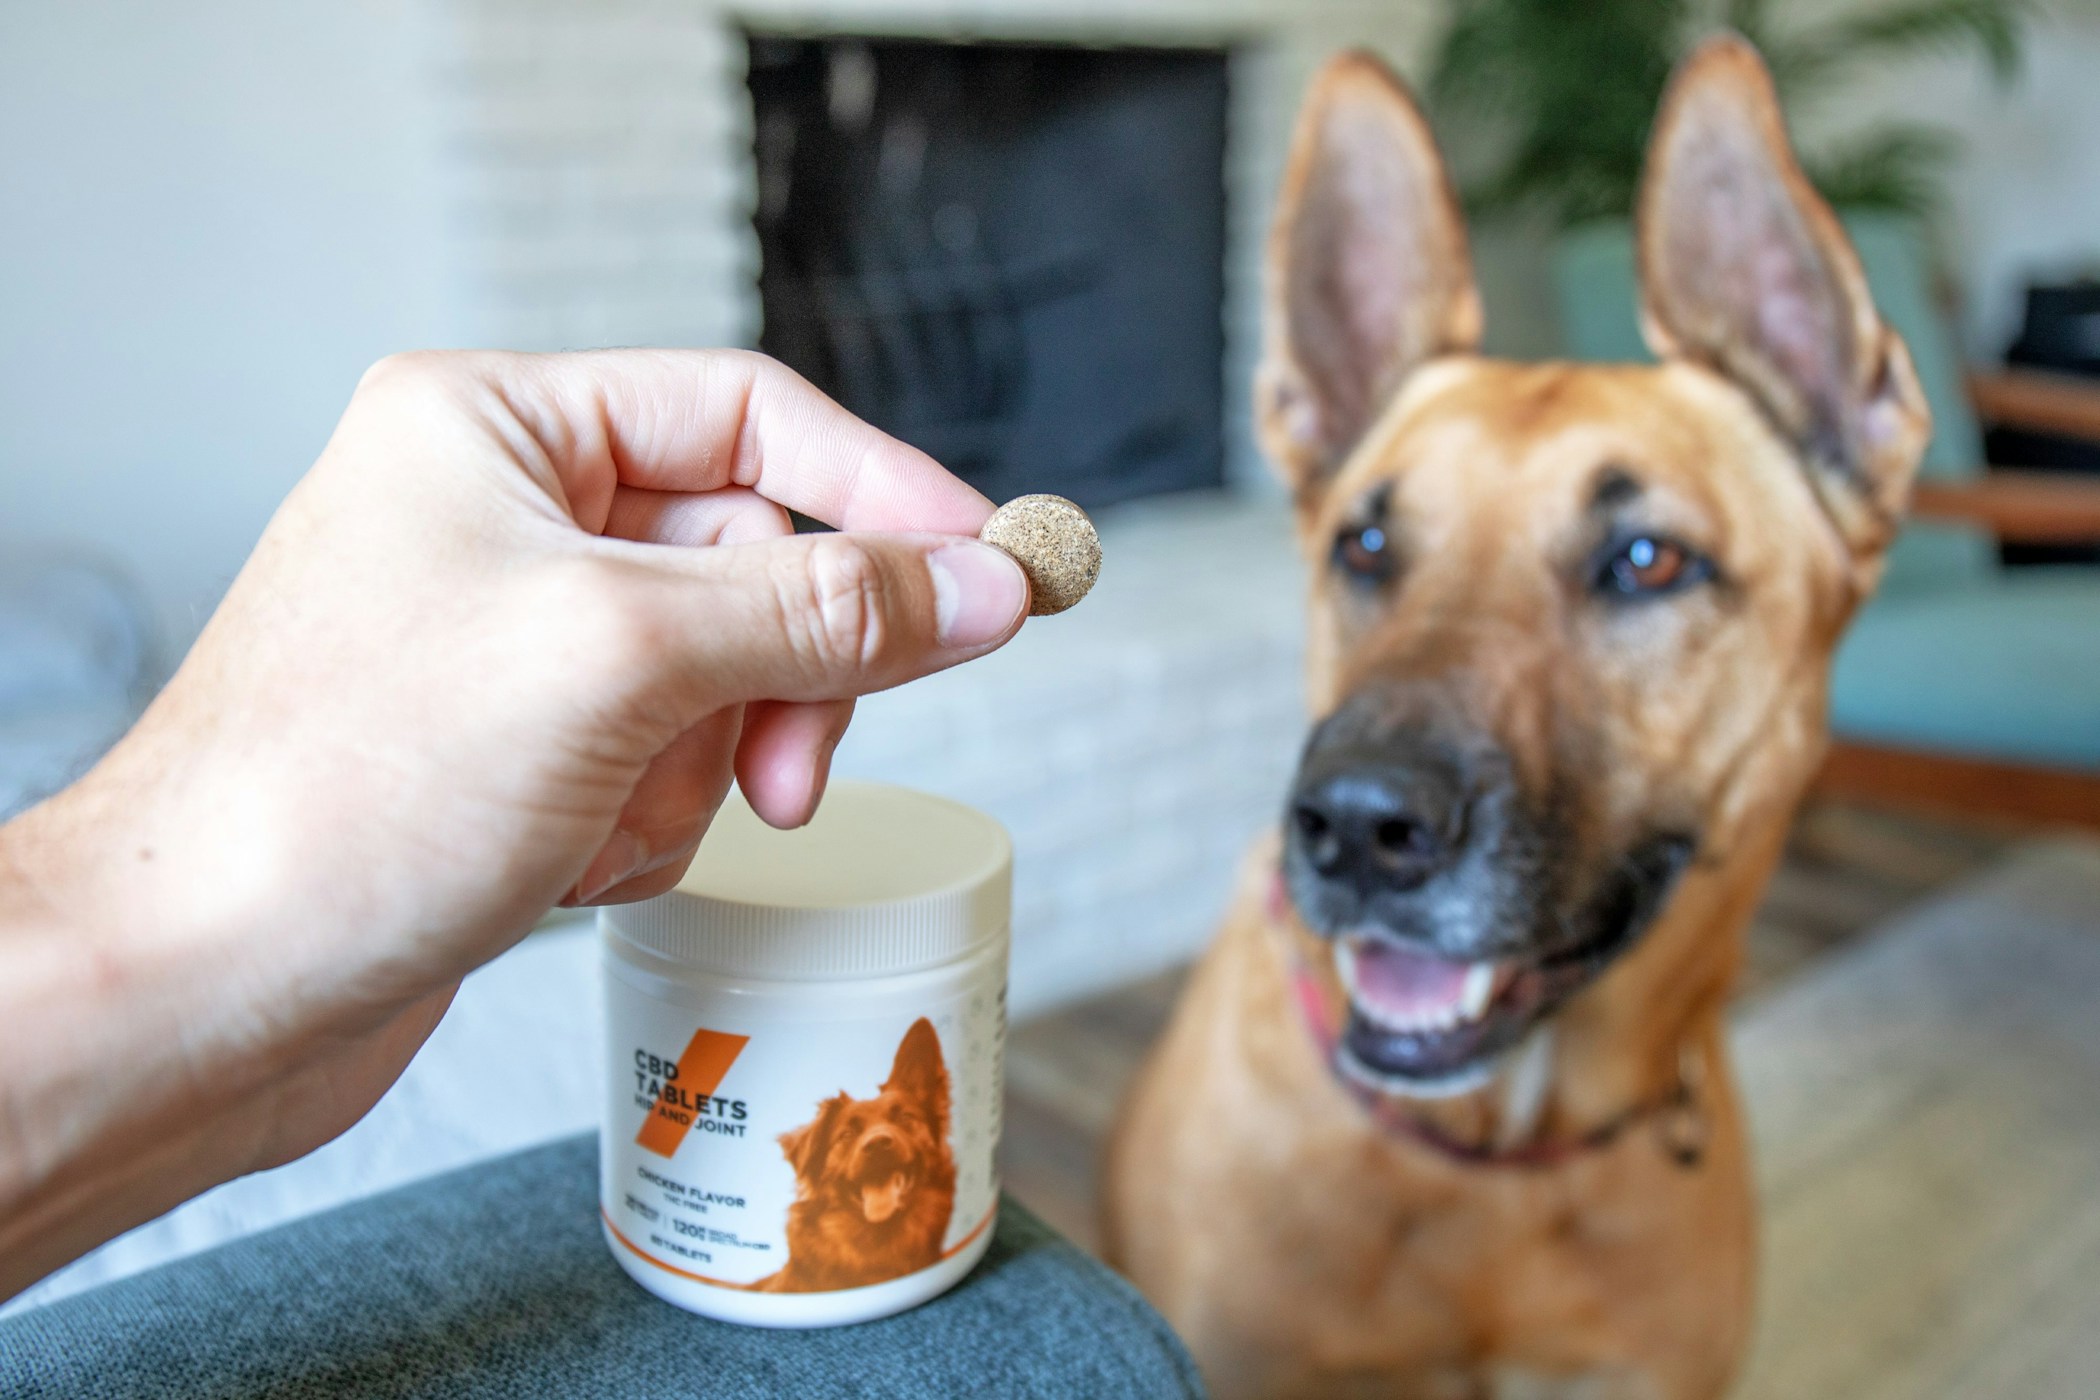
{"left": 1332, "top": 932, "right": 1623, "bottom": 1091}
{"left": 1334, "top": 936, "right": 1554, "bottom": 1090}
{"left": 859, "top": 1171, "right": 912, "bottom": 1223}
{"left": 852, "top": 1135, "right": 916, "bottom": 1224}
{"left": 1327, "top": 833, "right": 1694, "bottom": 1093}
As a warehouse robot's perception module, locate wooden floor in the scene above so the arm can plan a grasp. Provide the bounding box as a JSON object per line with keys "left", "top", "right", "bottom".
{"left": 998, "top": 799, "right": 2020, "bottom": 1253}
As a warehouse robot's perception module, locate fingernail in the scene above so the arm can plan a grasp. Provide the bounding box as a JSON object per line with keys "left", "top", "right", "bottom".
{"left": 930, "top": 541, "right": 1028, "bottom": 648}
{"left": 575, "top": 829, "right": 647, "bottom": 905}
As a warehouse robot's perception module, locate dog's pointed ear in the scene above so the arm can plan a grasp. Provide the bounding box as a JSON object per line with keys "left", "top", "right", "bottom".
{"left": 1637, "top": 34, "right": 1931, "bottom": 554}
{"left": 885, "top": 1018, "right": 951, "bottom": 1138}
{"left": 1257, "top": 51, "right": 1481, "bottom": 499}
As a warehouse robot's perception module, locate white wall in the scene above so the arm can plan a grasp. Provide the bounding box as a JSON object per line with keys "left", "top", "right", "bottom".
{"left": 0, "top": 1, "right": 461, "bottom": 651}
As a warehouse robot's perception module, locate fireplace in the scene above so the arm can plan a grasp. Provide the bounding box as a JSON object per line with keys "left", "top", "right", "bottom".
{"left": 747, "top": 35, "right": 1231, "bottom": 510}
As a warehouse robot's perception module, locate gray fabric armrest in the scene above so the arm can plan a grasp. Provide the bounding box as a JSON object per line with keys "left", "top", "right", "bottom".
{"left": 0, "top": 1134, "right": 1203, "bottom": 1398}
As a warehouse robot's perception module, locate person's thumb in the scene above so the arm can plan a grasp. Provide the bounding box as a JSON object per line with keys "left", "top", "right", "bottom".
{"left": 615, "top": 530, "right": 1030, "bottom": 717}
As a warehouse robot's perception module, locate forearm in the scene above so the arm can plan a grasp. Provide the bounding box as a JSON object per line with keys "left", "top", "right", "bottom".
{"left": 0, "top": 764, "right": 277, "bottom": 1299}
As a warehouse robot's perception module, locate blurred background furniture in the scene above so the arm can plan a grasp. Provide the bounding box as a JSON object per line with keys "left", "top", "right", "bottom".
{"left": 1981, "top": 279, "right": 2100, "bottom": 570}
{"left": 1554, "top": 214, "right": 2100, "bottom": 829}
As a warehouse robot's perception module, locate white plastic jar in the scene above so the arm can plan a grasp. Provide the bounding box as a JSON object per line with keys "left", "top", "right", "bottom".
{"left": 598, "top": 782, "right": 1011, "bottom": 1328}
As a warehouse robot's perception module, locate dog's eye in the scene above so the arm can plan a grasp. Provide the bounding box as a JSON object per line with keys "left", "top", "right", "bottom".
{"left": 1594, "top": 535, "right": 1710, "bottom": 598}
{"left": 1333, "top": 523, "right": 1395, "bottom": 585}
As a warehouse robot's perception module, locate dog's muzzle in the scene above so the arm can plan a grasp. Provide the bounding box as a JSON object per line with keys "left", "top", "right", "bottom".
{"left": 1282, "top": 703, "right": 1695, "bottom": 1089}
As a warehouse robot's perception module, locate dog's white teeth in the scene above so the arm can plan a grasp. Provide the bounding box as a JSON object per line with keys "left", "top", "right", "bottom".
{"left": 1334, "top": 940, "right": 1505, "bottom": 1035}
{"left": 1461, "top": 963, "right": 1496, "bottom": 1020}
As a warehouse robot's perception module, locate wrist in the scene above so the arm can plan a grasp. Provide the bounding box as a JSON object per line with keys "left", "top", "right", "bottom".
{"left": 0, "top": 748, "right": 288, "bottom": 1298}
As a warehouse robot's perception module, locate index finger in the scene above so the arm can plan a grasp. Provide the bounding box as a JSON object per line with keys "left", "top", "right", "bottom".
{"left": 485, "top": 348, "right": 995, "bottom": 535}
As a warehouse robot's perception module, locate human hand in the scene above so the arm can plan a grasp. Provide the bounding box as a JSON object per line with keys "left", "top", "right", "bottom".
{"left": 0, "top": 350, "right": 1026, "bottom": 1288}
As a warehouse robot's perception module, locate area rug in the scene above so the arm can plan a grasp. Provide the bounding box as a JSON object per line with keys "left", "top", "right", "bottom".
{"left": 1735, "top": 838, "right": 2100, "bottom": 1400}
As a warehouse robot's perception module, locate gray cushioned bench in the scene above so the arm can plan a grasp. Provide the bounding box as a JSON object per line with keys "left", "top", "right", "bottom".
{"left": 0, "top": 1133, "right": 1203, "bottom": 1398}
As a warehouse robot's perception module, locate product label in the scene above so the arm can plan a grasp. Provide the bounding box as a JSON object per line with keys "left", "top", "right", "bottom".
{"left": 603, "top": 975, "right": 1003, "bottom": 1294}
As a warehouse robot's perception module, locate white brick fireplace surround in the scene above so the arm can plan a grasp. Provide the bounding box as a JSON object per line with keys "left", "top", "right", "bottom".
{"left": 429, "top": 0, "right": 1436, "bottom": 1013}
{"left": 435, "top": 0, "right": 1433, "bottom": 379}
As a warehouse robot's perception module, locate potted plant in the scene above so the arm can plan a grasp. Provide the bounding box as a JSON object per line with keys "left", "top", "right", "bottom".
{"left": 1430, "top": 0, "right": 2028, "bottom": 227}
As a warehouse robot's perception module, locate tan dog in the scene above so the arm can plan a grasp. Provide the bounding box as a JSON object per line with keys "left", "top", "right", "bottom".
{"left": 1103, "top": 36, "right": 1930, "bottom": 1400}
{"left": 755, "top": 1018, "right": 956, "bottom": 1293}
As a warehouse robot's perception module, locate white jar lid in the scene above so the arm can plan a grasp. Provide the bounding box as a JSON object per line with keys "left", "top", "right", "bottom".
{"left": 601, "top": 781, "right": 1012, "bottom": 980}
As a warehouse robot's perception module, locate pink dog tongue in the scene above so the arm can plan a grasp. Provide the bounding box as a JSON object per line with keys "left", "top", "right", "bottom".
{"left": 1348, "top": 938, "right": 1470, "bottom": 1019}
{"left": 861, "top": 1173, "right": 909, "bottom": 1224}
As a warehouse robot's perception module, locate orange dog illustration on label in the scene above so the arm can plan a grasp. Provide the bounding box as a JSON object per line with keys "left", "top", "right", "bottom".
{"left": 754, "top": 1018, "right": 957, "bottom": 1293}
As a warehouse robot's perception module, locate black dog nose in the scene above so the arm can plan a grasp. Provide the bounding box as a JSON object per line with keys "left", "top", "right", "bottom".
{"left": 1289, "top": 769, "right": 1454, "bottom": 896}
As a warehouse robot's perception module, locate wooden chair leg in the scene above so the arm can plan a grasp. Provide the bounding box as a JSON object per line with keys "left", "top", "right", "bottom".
{"left": 1815, "top": 741, "right": 2100, "bottom": 832}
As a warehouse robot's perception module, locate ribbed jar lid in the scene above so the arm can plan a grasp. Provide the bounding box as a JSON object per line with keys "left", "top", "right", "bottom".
{"left": 601, "top": 782, "right": 1011, "bottom": 980}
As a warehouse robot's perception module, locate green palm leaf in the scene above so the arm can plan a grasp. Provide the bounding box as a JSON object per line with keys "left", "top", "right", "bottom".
{"left": 1427, "top": 0, "right": 2029, "bottom": 229}
{"left": 1802, "top": 124, "right": 1962, "bottom": 216}
{"left": 1767, "top": 0, "right": 2027, "bottom": 95}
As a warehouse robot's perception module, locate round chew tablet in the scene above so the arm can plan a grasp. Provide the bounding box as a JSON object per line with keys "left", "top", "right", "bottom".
{"left": 979, "top": 494, "right": 1101, "bottom": 617}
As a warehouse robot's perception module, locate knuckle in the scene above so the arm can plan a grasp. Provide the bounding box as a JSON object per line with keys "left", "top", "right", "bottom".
{"left": 778, "top": 536, "right": 894, "bottom": 676}
{"left": 351, "top": 351, "right": 473, "bottom": 418}
{"left": 355, "top": 350, "right": 438, "bottom": 396}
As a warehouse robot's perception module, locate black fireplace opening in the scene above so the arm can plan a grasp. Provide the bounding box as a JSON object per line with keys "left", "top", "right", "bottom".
{"left": 748, "top": 34, "right": 1230, "bottom": 511}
